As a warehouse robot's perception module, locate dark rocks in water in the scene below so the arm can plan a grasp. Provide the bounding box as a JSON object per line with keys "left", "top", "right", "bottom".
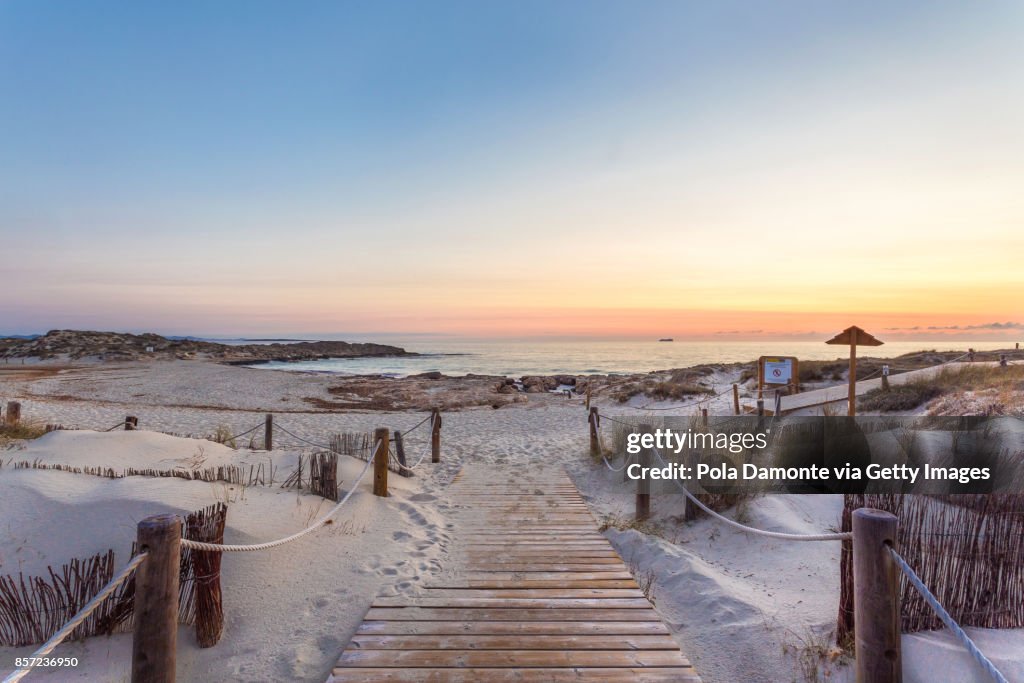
{"left": 413, "top": 371, "right": 444, "bottom": 380}
{"left": 521, "top": 376, "right": 560, "bottom": 392}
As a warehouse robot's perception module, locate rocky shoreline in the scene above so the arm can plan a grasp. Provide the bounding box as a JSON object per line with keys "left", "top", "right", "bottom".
{"left": 0, "top": 330, "right": 412, "bottom": 363}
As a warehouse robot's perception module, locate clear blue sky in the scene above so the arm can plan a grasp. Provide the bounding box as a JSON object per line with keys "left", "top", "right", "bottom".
{"left": 2, "top": 1, "right": 1022, "bottom": 338}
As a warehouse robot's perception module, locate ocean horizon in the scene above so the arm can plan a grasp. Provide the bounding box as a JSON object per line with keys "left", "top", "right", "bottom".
{"left": 246, "top": 338, "right": 1017, "bottom": 377}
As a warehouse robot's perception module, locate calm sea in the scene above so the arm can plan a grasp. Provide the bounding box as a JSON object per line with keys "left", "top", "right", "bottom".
{"left": 246, "top": 339, "right": 1016, "bottom": 378}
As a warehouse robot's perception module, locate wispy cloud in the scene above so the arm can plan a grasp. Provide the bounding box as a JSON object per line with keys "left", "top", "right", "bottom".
{"left": 885, "top": 322, "right": 1024, "bottom": 331}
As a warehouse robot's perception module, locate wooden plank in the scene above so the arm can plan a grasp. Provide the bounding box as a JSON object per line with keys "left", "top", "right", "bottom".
{"left": 363, "top": 608, "right": 663, "bottom": 622}
{"left": 330, "top": 668, "right": 700, "bottom": 682}
{"left": 445, "top": 580, "right": 640, "bottom": 589}
{"left": 455, "top": 572, "right": 634, "bottom": 581}
{"left": 349, "top": 634, "right": 680, "bottom": 650}
{"left": 420, "top": 588, "right": 644, "bottom": 598}
{"left": 466, "top": 563, "right": 628, "bottom": 571}
{"left": 355, "top": 621, "right": 672, "bottom": 636}
{"left": 337, "top": 649, "right": 690, "bottom": 667}
{"left": 372, "top": 598, "right": 653, "bottom": 608}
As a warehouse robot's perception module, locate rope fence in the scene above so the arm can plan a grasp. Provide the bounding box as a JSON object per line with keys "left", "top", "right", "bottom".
{"left": 889, "top": 547, "right": 1008, "bottom": 683}
{"left": 182, "top": 451, "right": 376, "bottom": 553}
{"left": 586, "top": 407, "right": 1012, "bottom": 682}
{"left": 2, "top": 553, "right": 148, "bottom": 683}
{"left": 650, "top": 445, "right": 851, "bottom": 542}
{"left": 226, "top": 422, "right": 263, "bottom": 442}
{"left": 390, "top": 438, "right": 432, "bottom": 474}
{"left": 2, "top": 409, "right": 445, "bottom": 681}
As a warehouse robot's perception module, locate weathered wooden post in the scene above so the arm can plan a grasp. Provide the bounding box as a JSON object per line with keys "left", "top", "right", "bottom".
{"left": 394, "top": 429, "right": 412, "bottom": 478}
{"left": 756, "top": 399, "right": 764, "bottom": 417}
{"left": 585, "top": 383, "right": 592, "bottom": 411}
{"left": 732, "top": 384, "right": 740, "bottom": 415}
{"left": 636, "top": 423, "right": 652, "bottom": 520}
{"left": 701, "top": 408, "right": 708, "bottom": 427}
{"left": 264, "top": 414, "right": 273, "bottom": 451}
{"left": 373, "top": 427, "right": 389, "bottom": 497}
{"left": 132, "top": 514, "right": 181, "bottom": 683}
{"left": 5, "top": 401, "right": 21, "bottom": 426}
{"left": 125, "top": 416, "right": 138, "bottom": 431}
{"left": 852, "top": 508, "right": 901, "bottom": 683}
{"left": 589, "top": 407, "right": 600, "bottom": 457}
{"left": 430, "top": 409, "right": 442, "bottom": 463}
{"left": 1000, "top": 354, "right": 1008, "bottom": 367}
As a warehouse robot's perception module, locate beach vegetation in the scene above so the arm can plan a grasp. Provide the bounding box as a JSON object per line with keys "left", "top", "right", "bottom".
{"left": 859, "top": 364, "right": 1024, "bottom": 413}
{"left": 0, "top": 420, "right": 48, "bottom": 443}
{"left": 859, "top": 382, "right": 942, "bottom": 412}
{"left": 210, "top": 424, "right": 237, "bottom": 448}
{"left": 780, "top": 626, "right": 849, "bottom": 682}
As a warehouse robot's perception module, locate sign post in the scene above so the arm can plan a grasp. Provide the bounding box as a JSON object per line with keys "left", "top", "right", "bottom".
{"left": 825, "top": 326, "right": 884, "bottom": 416}
{"left": 758, "top": 356, "right": 799, "bottom": 400}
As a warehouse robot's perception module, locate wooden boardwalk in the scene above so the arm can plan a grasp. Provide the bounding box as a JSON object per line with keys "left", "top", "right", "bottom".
{"left": 328, "top": 466, "right": 701, "bottom": 682}
{"left": 752, "top": 360, "right": 1012, "bottom": 415}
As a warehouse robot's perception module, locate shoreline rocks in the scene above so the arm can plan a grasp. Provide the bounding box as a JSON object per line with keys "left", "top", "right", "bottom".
{"left": 0, "top": 330, "right": 412, "bottom": 363}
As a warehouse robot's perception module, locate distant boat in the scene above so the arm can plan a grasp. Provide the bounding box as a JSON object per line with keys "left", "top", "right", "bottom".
{"left": 658, "top": 338, "right": 674, "bottom": 342}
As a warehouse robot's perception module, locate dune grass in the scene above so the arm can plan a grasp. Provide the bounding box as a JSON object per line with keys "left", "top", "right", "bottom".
{"left": 860, "top": 364, "right": 1024, "bottom": 412}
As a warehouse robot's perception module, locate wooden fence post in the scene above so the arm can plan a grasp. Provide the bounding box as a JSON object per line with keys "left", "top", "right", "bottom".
{"left": 756, "top": 399, "right": 764, "bottom": 417}
{"left": 264, "top": 414, "right": 273, "bottom": 451}
{"left": 701, "top": 408, "right": 708, "bottom": 427}
{"left": 589, "top": 407, "right": 600, "bottom": 457}
{"left": 636, "top": 423, "right": 652, "bottom": 520}
{"left": 394, "top": 430, "right": 412, "bottom": 478}
{"left": 430, "top": 409, "right": 441, "bottom": 463}
{"left": 732, "top": 384, "right": 740, "bottom": 415}
{"left": 852, "top": 508, "right": 901, "bottom": 683}
{"left": 848, "top": 328, "right": 859, "bottom": 417}
{"left": 373, "top": 427, "right": 389, "bottom": 497}
{"left": 125, "top": 416, "right": 138, "bottom": 431}
{"left": 5, "top": 401, "right": 21, "bottom": 426}
{"left": 585, "top": 384, "right": 592, "bottom": 411}
{"left": 132, "top": 514, "right": 181, "bottom": 683}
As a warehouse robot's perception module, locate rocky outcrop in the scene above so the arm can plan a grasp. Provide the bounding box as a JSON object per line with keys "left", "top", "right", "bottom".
{"left": 0, "top": 330, "right": 411, "bottom": 362}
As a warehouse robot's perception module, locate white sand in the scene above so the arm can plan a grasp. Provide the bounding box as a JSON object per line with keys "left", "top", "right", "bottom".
{"left": 2, "top": 360, "right": 1022, "bottom": 682}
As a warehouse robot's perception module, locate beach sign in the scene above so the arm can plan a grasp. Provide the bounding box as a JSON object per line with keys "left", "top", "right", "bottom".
{"left": 825, "top": 325, "right": 883, "bottom": 416}
{"left": 764, "top": 358, "right": 793, "bottom": 384}
{"left": 758, "top": 355, "right": 800, "bottom": 399}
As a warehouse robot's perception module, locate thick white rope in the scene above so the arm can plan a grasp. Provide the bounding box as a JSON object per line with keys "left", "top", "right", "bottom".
{"left": 391, "top": 438, "right": 431, "bottom": 473}
{"left": 593, "top": 420, "right": 631, "bottom": 472}
{"left": 649, "top": 447, "right": 852, "bottom": 542}
{"left": 3, "top": 553, "right": 148, "bottom": 683}
{"left": 182, "top": 446, "right": 376, "bottom": 553}
{"left": 888, "top": 548, "right": 1009, "bottom": 683}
